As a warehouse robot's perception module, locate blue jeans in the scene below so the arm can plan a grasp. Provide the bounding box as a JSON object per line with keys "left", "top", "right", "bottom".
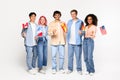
{"left": 25, "top": 45, "right": 37, "bottom": 70}
{"left": 83, "top": 38, "right": 95, "bottom": 73}
{"left": 37, "top": 40, "right": 48, "bottom": 69}
{"left": 68, "top": 44, "right": 82, "bottom": 71}
{"left": 51, "top": 45, "right": 65, "bottom": 70}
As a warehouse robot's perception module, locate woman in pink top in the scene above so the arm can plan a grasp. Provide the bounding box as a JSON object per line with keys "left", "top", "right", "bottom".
{"left": 83, "top": 14, "right": 98, "bottom": 76}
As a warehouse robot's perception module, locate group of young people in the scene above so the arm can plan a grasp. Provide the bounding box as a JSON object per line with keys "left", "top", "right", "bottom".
{"left": 21, "top": 9, "right": 98, "bottom": 76}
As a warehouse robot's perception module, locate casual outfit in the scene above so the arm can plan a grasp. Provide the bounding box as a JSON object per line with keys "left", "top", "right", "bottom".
{"left": 21, "top": 22, "right": 38, "bottom": 71}
{"left": 36, "top": 25, "right": 48, "bottom": 73}
{"left": 48, "top": 20, "right": 66, "bottom": 73}
{"left": 67, "top": 19, "right": 83, "bottom": 73}
{"left": 83, "top": 25, "right": 97, "bottom": 74}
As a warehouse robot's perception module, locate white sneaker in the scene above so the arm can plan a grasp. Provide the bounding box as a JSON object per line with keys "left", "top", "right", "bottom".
{"left": 89, "top": 73, "right": 94, "bottom": 76}
{"left": 85, "top": 71, "right": 89, "bottom": 75}
{"left": 66, "top": 70, "right": 72, "bottom": 74}
{"left": 42, "top": 66, "right": 47, "bottom": 71}
{"left": 77, "top": 71, "right": 82, "bottom": 75}
{"left": 52, "top": 70, "right": 57, "bottom": 74}
{"left": 28, "top": 69, "right": 37, "bottom": 75}
{"left": 39, "top": 69, "right": 46, "bottom": 74}
{"left": 59, "top": 70, "right": 65, "bottom": 74}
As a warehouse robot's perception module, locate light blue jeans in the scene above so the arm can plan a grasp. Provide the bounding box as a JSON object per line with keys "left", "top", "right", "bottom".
{"left": 68, "top": 44, "right": 82, "bottom": 71}
{"left": 51, "top": 45, "right": 65, "bottom": 70}
{"left": 83, "top": 38, "right": 95, "bottom": 73}
{"left": 37, "top": 40, "right": 48, "bottom": 69}
{"left": 25, "top": 45, "right": 37, "bottom": 70}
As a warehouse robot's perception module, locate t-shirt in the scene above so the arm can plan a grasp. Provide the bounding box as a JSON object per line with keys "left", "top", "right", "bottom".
{"left": 30, "top": 22, "right": 37, "bottom": 45}
{"left": 69, "top": 21, "right": 77, "bottom": 44}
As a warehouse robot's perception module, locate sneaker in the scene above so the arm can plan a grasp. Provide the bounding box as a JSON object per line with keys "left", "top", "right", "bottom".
{"left": 39, "top": 69, "right": 46, "bottom": 74}
{"left": 52, "top": 70, "right": 57, "bottom": 74}
{"left": 89, "top": 73, "right": 94, "bottom": 76}
{"left": 85, "top": 71, "right": 89, "bottom": 75}
{"left": 77, "top": 71, "right": 82, "bottom": 75}
{"left": 42, "top": 66, "right": 47, "bottom": 71}
{"left": 59, "top": 70, "right": 65, "bottom": 74}
{"left": 28, "top": 69, "right": 37, "bottom": 75}
{"left": 66, "top": 70, "right": 72, "bottom": 74}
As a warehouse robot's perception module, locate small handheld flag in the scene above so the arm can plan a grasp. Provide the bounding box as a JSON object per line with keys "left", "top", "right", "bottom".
{"left": 100, "top": 25, "right": 107, "bottom": 35}
{"left": 81, "top": 23, "right": 85, "bottom": 31}
{"left": 61, "top": 23, "right": 67, "bottom": 32}
{"left": 22, "top": 22, "right": 28, "bottom": 29}
{"left": 37, "top": 30, "right": 43, "bottom": 37}
{"left": 38, "top": 32, "right": 43, "bottom": 37}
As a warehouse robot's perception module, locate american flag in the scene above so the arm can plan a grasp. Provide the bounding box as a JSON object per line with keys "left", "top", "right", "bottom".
{"left": 37, "top": 28, "right": 43, "bottom": 37}
{"left": 100, "top": 25, "right": 107, "bottom": 35}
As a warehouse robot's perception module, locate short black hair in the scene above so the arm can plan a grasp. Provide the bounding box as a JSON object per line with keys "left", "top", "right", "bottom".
{"left": 85, "top": 14, "right": 98, "bottom": 26}
{"left": 53, "top": 10, "right": 61, "bottom": 17}
{"left": 29, "top": 12, "right": 36, "bottom": 17}
{"left": 70, "top": 9, "right": 78, "bottom": 14}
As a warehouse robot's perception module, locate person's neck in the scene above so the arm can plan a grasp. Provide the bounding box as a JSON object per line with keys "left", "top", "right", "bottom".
{"left": 72, "top": 18, "right": 78, "bottom": 21}
{"left": 55, "top": 19, "right": 60, "bottom": 22}
{"left": 88, "top": 24, "right": 93, "bottom": 28}
{"left": 40, "top": 24, "right": 45, "bottom": 27}
{"left": 30, "top": 21, "right": 35, "bottom": 23}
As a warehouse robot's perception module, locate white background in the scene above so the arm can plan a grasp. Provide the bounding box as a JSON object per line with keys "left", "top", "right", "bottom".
{"left": 0, "top": 0, "right": 120, "bottom": 80}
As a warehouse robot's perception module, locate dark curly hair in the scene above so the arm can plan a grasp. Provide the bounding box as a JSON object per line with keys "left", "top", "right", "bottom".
{"left": 85, "top": 14, "right": 98, "bottom": 26}
{"left": 53, "top": 10, "right": 61, "bottom": 18}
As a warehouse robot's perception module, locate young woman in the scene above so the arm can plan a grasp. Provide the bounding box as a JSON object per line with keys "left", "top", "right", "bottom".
{"left": 83, "top": 14, "right": 98, "bottom": 76}
{"left": 35, "top": 16, "right": 48, "bottom": 74}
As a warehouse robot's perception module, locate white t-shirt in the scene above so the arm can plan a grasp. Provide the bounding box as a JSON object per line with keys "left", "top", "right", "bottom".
{"left": 30, "top": 22, "right": 37, "bottom": 46}
{"left": 69, "top": 21, "right": 76, "bottom": 44}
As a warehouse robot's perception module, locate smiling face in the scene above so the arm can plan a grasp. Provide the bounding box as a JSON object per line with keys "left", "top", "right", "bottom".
{"left": 54, "top": 14, "right": 61, "bottom": 20}
{"left": 40, "top": 17, "right": 46, "bottom": 25}
{"left": 29, "top": 14, "right": 36, "bottom": 22}
{"left": 71, "top": 12, "right": 77, "bottom": 20}
{"left": 87, "top": 16, "right": 93, "bottom": 25}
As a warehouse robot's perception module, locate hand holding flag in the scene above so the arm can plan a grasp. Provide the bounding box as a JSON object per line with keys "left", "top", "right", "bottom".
{"left": 81, "top": 23, "right": 85, "bottom": 31}
{"left": 37, "top": 30, "right": 43, "bottom": 37}
{"left": 22, "top": 22, "right": 28, "bottom": 29}
{"left": 61, "top": 22, "right": 67, "bottom": 32}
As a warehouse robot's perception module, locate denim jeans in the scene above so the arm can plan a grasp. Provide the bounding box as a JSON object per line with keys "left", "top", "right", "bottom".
{"left": 83, "top": 38, "right": 95, "bottom": 73}
{"left": 25, "top": 45, "right": 37, "bottom": 70}
{"left": 51, "top": 45, "right": 65, "bottom": 70}
{"left": 37, "top": 40, "right": 48, "bottom": 69}
{"left": 68, "top": 44, "right": 82, "bottom": 71}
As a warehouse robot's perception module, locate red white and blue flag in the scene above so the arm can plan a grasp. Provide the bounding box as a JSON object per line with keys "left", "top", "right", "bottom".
{"left": 37, "top": 28, "right": 43, "bottom": 37}
{"left": 100, "top": 25, "right": 107, "bottom": 35}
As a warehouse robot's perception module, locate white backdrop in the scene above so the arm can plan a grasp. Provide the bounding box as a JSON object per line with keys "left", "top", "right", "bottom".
{"left": 0, "top": 0, "right": 120, "bottom": 80}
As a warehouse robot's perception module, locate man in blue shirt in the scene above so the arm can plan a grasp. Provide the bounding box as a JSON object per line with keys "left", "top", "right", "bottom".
{"left": 21, "top": 12, "right": 38, "bottom": 75}
{"left": 67, "top": 9, "right": 84, "bottom": 74}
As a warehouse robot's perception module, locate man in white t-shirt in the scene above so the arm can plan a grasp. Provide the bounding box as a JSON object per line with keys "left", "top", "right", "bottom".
{"left": 67, "top": 10, "right": 84, "bottom": 74}
{"left": 21, "top": 12, "right": 38, "bottom": 75}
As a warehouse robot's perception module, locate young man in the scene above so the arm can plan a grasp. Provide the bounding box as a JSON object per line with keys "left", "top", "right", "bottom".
{"left": 21, "top": 12, "right": 38, "bottom": 75}
{"left": 67, "top": 9, "right": 84, "bottom": 74}
{"left": 48, "top": 11, "right": 66, "bottom": 74}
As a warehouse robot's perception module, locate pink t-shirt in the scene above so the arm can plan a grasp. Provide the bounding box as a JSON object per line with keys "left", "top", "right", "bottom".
{"left": 85, "top": 25, "right": 97, "bottom": 39}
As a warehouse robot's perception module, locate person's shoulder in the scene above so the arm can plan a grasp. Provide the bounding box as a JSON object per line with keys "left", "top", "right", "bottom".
{"left": 77, "top": 18, "right": 83, "bottom": 22}
{"left": 50, "top": 21, "right": 55, "bottom": 24}
{"left": 60, "top": 21, "right": 66, "bottom": 24}
{"left": 68, "top": 19, "right": 72, "bottom": 22}
{"left": 49, "top": 21, "right": 55, "bottom": 25}
{"left": 92, "top": 25, "right": 97, "bottom": 28}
